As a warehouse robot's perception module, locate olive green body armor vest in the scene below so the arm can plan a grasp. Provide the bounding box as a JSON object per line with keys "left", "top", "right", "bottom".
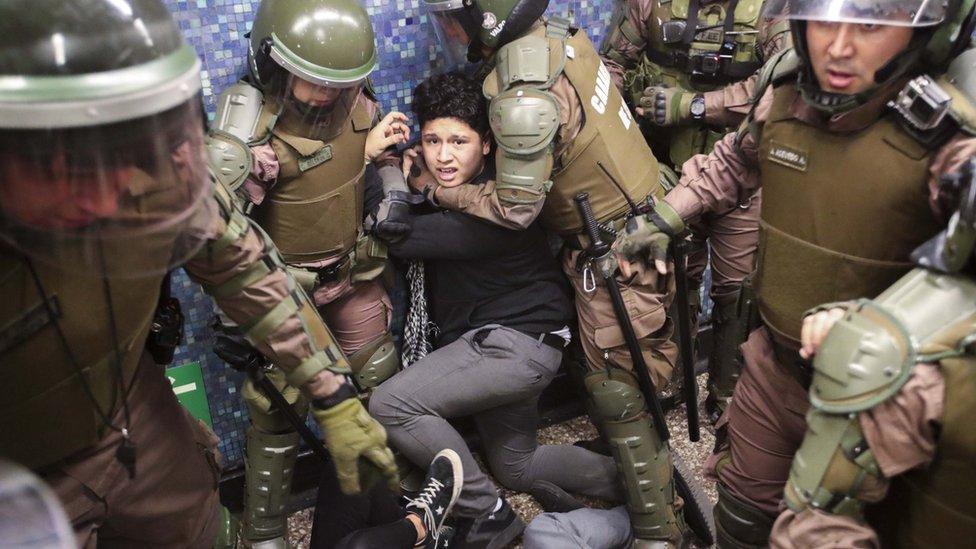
{"left": 627, "top": 0, "right": 764, "bottom": 166}
{"left": 754, "top": 84, "right": 942, "bottom": 343}
{"left": 251, "top": 100, "right": 371, "bottom": 263}
{"left": 867, "top": 356, "right": 976, "bottom": 546}
{"left": 539, "top": 26, "right": 662, "bottom": 233}
{"left": 0, "top": 252, "right": 165, "bottom": 470}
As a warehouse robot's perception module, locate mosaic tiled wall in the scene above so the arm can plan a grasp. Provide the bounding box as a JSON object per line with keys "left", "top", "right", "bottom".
{"left": 163, "top": 0, "right": 621, "bottom": 467}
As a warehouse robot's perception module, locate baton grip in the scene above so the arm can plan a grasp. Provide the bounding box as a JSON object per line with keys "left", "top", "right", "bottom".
{"left": 575, "top": 193, "right": 610, "bottom": 256}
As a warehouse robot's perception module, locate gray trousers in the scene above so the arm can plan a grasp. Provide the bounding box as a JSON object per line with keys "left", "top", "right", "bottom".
{"left": 524, "top": 506, "right": 632, "bottom": 549}
{"left": 370, "top": 325, "right": 621, "bottom": 518}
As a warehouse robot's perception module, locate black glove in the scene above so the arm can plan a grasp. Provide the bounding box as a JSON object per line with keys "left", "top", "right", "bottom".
{"left": 367, "top": 190, "right": 422, "bottom": 242}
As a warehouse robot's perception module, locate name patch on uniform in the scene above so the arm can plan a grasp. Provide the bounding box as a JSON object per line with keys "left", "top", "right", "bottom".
{"left": 0, "top": 296, "right": 60, "bottom": 355}
{"left": 767, "top": 140, "right": 808, "bottom": 172}
{"left": 298, "top": 145, "right": 333, "bottom": 172}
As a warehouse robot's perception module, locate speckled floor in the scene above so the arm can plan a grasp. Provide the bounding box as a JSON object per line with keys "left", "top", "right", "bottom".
{"left": 286, "top": 375, "right": 718, "bottom": 548}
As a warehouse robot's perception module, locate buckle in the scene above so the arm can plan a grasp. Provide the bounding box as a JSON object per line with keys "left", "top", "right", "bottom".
{"left": 890, "top": 75, "right": 952, "bottom": 131}
{"left": 313, "top": 256, "right": 349, "bottom": 286}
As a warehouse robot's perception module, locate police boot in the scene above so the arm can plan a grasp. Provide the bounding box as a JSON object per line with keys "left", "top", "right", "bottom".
{"left": 585, "top": 369, "right": 688, "bottom": 547}
{"left": 348, "top": 332, "right": 399, "bottom": 390}
{"left": 241, "top": 371, "right": 309, "bottom": 548}
{"left": 213, "top": 506, "right": 241, "bottom": 549}
{"left": 713, "top": 483, "right": 774, "bottom": 549}
{"left": 705, "top": 292, "right": 744, "bottom": 425}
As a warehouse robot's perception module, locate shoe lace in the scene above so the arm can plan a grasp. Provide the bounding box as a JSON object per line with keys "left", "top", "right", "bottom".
{"left": 414, "top": 477, "right": 445, "bottom": 507}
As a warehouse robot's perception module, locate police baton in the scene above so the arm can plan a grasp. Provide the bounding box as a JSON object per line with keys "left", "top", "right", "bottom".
{"left": 575, "top": 192, "right": 670, "bottom": 442}
{"left": 670, "top": 238, "right": 701, "bottom": 442}
{"left": 245, "top": 356, "right": 332, "bottom": 464}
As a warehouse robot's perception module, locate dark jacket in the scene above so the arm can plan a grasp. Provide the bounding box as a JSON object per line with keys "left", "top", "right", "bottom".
{"left": 386, "top": 171, "right": 574, "bottom": 347}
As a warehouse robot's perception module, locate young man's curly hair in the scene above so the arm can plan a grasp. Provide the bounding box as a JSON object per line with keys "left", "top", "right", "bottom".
{"left": 411, "top": 72, "right": 490, "bottom": 137}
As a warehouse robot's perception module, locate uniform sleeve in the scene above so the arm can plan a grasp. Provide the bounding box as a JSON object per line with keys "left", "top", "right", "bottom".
{"left": 702, "top": 21, "right": 791, "bottom": 127}
{"left": 603, "top": 0, "right": 654, "bottom": 92}
{"left": 664, "top": 86, "right": 769, "bottom": 222}
{"left": 770, "top": 363, "right": 945, "bottom": 549}
{"left": 436, "top": 75, "right": 582, "bottom": 230}
{"left": 184, "top": 189, "right": 349, "bottom": 387}
{"left": 241, "top": 143, "right": 279, "bottom": 206}
{"left": 387, "top": 209, "right": 526, "bottom": 260}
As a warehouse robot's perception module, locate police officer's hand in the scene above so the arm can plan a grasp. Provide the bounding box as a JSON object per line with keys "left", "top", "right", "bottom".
{"left": 311, "top": 396, "right": 399, "bottom": 495}
{"left": 368, "top": 191, "right": 416, "bottom": 242}
{"left": 799, "top": 307, "right": 848, "bottom": 360}
{"left": 637, "top": 86, "right": 694, "bottom": 127}
{"left": 612, "top": 201, "right": 685, "bottom": 276}
{"left": 365, "top": 111, "right": 411, "bottom": 163}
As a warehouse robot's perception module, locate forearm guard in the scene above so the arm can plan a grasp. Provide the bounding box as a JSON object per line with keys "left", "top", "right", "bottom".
{"left": 188, "top": 181, "right": 351, "bottom": 387}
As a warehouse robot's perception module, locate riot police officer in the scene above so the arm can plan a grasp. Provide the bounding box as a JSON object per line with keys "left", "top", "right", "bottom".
{"left": 0, "top": 0, "right": 397, "bottom": 545}
{"left": 615, "top": 0, "right": 976, "bottom": 545}
{"left": 600, "top": 0, "right": 791, "bottom": 421}
{"left": 206, "top": 0, "right": 412, "bottom": 544}
{"left": 415, "top": 0, "right": 706, "bottom": 546}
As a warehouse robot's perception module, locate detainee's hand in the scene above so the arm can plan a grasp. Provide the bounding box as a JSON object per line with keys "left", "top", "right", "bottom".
{"left": 365, "top": 111, "right": 411, "bottom": 162}
{"left": 799, "top": 307, "right": 847, "bottom": 359}
{"left": 311, "top": 397, "right": 399, "bottom": 495}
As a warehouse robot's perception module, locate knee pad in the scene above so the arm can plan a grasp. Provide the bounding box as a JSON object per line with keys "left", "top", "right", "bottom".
{"left": 714, "top": 484, "right": 774, "bottom": 549}
{"left": 349, "top": 332, "right": 399, "bottom": 389}
{"left": 584, "top": 369, "right": 646, "bottom": 422}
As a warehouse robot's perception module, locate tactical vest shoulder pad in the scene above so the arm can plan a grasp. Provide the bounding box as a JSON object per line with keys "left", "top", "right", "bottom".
{"left": 489, "top": 31, "right": 567, "bottom": 95}
{"left": 811, "top": 268, "right": 976, "bottom": 414}
{"left": 213, "top": 82, "right": 264, "bottom": 144}
{"left": 206, "top": 130, "right": 252, "bottom": 192}
{"left": 943, "top": 48, "right": 976, "bottom": 135}
{"left": 490, "top": 87, "right": 561, "bottom": 156}
{"left": 763, "top": 48, "right": 800, "bottom": 93}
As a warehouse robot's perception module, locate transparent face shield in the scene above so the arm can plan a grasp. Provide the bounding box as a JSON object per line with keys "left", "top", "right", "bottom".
{"left": 428, "top": 1, "right": 482, "bottom": 71}
{"left": 0, "top": 99, "right": 214, "bottom": 279}
{"left": 761, "top": 0, "right": 947, "bottom": 26}
{"left": 272, "top": 72, "right": 363, "bottom": 141}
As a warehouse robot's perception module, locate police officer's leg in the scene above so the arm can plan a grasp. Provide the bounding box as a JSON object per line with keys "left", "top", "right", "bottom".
{"left": 702, "top": 191, "right": 761, "bottom": 423}
{"left": 241, "top": 369, "right": 309, "bottom": 547}
{"left": 706, "top": 328, "right": 808, "bottom": 548}
{"left": 584, "top": 368, "right": 686, "bottom": 546}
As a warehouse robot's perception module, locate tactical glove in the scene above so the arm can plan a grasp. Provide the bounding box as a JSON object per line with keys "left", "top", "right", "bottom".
{"left": 311, "top": 396, "right": 399, "bottom": 495}
{"left": 639, "top": 86, "right": 694, "bottom": 127}
{"left": 613, "top": 200, "right": 686, "bottom": 265}
{"left": 241, "top": 367, "right": 307, "bottom": 432}
{"left": 366, "top": 190, "right": 424, "bottom": 242}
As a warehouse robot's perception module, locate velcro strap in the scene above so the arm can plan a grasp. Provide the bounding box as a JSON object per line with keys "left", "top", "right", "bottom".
{"left": 647, "top": 211, "right": 677, "bottom": 237}
{"left": 207, "top": 256, "right": 275, "bottom": 299}
{"left": 285, "top": 350, "right": 351, "bottom": 387}
{"left": 210, "top": 207, "right": 250, "bottom": 255}
{"left": 243, "top": 290, "right": 301, "bottom": 343}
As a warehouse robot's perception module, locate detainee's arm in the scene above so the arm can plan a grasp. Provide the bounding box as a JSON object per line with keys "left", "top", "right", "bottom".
{"left": 769, "top": 364, "right": 944, "bottom": 548}
{"left": 663, "top": 87, "right": 770, "bottom": 224}
{"left": 185, "top": 184, "right": 351, "bottom": 397}
{"left": 387, "top": 208, "right": 528, "bottom": 260}
{"left": 702, "top": 19, "right": 792, "bottom": 127}
{"left": 433, "top": 75, "right": 583, "bottom": 230}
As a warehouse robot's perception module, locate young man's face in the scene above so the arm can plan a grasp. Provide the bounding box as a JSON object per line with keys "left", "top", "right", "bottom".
{"left": 806, "top": 21, "right": 914, "bottom": 94}
{"left": 421, "top": 117, "right": 490, "bottom": 188}
{"left": 0, "top": 152, "right": 132, "bottom": 230}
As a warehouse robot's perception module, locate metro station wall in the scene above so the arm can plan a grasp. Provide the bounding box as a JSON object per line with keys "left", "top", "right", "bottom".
{"left": 163, "top": 0, "right": 621, "bottom": 468}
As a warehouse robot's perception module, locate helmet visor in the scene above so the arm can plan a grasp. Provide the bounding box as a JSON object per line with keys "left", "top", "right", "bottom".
{"left": 428, "top": 4, "right": 481, "bottom": 70}
{"left": 762, "top": 0, "right": 947, "bottom": 26}
{"left": 273, "top": 73, "right": 362, "bottom": 141}
{"left": 0, "top": 98, "right": 214, "bottom": 278}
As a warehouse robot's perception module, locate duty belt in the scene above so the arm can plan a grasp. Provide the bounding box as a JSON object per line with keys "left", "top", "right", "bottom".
{"left": 645, "top": 48, "right": 760, "bottom": 82}
{"left": 287, "top": 254, "right": 352, "bottom": 292}
{"left": 565, "top": 200, "right": 655, "bottom": 252}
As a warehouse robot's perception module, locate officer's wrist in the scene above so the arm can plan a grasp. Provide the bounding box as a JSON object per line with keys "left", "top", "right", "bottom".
{"left": 310, "top": 378, "right": 358, "bottom": 409}
{"left": 650, "top": 200, "right": 686, "bottom": 235}
{"left": 303, "top": 370, "right": 348, "bottom": 399}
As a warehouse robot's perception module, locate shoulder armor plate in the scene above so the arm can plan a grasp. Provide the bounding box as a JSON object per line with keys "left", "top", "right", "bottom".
{"left": 944, "top": 47, "right": 976, "bottom": 134}
{"left": 812, "top": 269, "right": 976, "bottom": 413}
{"left": 213, "top": 82, "right": 264, "bottom": 144}
{"left": 492, "top": 32, "right": 567, "bottom": 93}
{"left": 205, "top": 131, "right": 252, "bottom": 192}
{"left": 769, "top": 48, "right": 800, "bottom": 87}
{"left": 490, "top": 87, "right": 561, "bottom": 156}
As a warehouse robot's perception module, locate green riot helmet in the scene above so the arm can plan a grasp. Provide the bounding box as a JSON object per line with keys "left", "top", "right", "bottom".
{"left": 0, "top": 0, "right": 214, "bottom": 279}
{"left": 425, "top": 0, "right": 550, "bottom": 65}
{"left": 762, "top": 0, "right": 976, "bottom": 113}
{"left": 249, "top": 0, "right": 378, "bottom": 141}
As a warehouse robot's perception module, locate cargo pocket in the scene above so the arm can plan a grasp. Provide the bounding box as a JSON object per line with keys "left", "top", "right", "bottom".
{"left": 190, "top": 419, "right": 223, "bottom": 489}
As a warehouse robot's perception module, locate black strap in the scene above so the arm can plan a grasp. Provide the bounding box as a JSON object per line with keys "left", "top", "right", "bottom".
{"left": 645, "top": 47, "right": 760, "bottom": 80}
{"left": 682, "top": 0, "right": 702, "bottom": 46}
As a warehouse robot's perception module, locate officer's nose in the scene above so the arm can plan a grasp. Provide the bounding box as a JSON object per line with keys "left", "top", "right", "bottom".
{"left": 826, "top": 23, "right": 856, "bottom": 60}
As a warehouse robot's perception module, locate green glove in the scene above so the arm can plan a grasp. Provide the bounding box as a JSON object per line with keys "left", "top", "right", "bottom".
{"left": 613, "top": 200, "right": 686, "bottom": 264}
{"left": 311, "top": 397, "right": 399, "bottom": 495}
{"left": 638, "top": 86, "right": 695, "bottom": 127}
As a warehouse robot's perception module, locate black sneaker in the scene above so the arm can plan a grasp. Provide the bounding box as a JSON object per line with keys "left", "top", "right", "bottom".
{"left": 454, "top": 498, "right": 525, "bottom": 549}
{"left": 529, "top": 480, "right": 585, "bottom": 513}
{"left": 406, "top": 449, "right": 464, "bottom": 549}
